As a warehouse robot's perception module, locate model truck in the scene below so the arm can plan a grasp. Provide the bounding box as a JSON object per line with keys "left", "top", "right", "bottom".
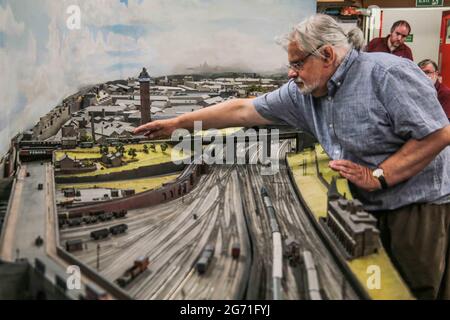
{"left": 196, "top": 244, "right": 215, "bottom": 274}
{"left": 90, "top": 228, "right": 110, "bottom": 240}
{"left": 109, "top": 223, "right": 128, "bottom": 235}
{"left": 66, "top": 239, "right": 83, "bottom": 252}
{"left": 113, "top": 210, "right": 127, "bottom": 218}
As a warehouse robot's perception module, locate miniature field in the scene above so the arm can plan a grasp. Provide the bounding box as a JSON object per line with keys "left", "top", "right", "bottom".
{"left": 55, "top": 144, "right": 188, "bottom": 177}
{"left": 54, "top": 127, "right": 243, "bottom": 177}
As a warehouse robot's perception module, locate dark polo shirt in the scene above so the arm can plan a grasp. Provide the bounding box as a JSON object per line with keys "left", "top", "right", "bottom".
{"left": 367, "top": 36, "right": 413, "bottom": 61}
{"left": 436, "top": 81, "right": 450, "bottom": 121}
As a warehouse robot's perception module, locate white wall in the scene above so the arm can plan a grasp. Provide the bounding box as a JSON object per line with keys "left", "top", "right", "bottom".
{"left": 381, "top": 7, "right": 450, "bottom": 63}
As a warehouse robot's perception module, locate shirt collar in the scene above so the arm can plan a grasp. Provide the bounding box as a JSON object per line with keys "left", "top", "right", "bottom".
{"left": 326, "top": 49, "right": 359, "bottom": 97}
{"left": 435, "top": 80, "right": 441, "bottom": 91}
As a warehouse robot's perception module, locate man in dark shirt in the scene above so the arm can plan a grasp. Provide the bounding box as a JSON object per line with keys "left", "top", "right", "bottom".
{"left": 367, "top": 20, "right": 413, "bottom": 60}
{"left": 418, "top": 59, "right": 450, "bottom": 121}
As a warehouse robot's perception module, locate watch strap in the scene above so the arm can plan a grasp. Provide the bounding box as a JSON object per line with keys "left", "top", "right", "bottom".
{"left": 377, "top": 175, "right": 388, "bottom": 190}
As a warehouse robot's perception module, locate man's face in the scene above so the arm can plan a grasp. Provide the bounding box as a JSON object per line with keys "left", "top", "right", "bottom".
{"left": 287, "top": 41, "right": 323, "bottom": 96}
{"left": 390, "top": 25, "right": 409, "bottom": 48}
{"left": 420, "top": 63, "right": 438, "bottom": 84}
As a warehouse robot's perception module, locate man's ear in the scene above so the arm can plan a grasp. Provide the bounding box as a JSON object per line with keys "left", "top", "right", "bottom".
{"left": 321, "top": 46, "right": 335, "bottom": 67}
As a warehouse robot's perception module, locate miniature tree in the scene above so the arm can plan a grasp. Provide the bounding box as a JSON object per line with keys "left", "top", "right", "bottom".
{"left": 150, "top": 143, "right": 156, "bottom": 152}
{"left": 143, "top": 144, "right": 149, "bottom": 154}
{"left": 100, "top": 145, "right": 109, "bottom": 155}
{"left": 115, "top": 143, "right": 124, "bottom": 155}
{"left": 130, "top": 149, "right": 137, "bottom": 159}
{"left": 160, "top": 143, "right": 168, "bottom": 153}
{"left": 80, "top": 134, "right": 93, "bottom": 143}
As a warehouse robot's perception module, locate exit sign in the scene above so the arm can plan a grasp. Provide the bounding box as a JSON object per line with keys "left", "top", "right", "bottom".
{"left": 416, "top": 0, "right": 443, "bottom": 7}
{"left": 405, "top": 34, "right": 414, "bottom": 42}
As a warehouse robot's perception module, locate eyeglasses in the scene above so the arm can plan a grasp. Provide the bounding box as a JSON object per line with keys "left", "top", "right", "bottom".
{"left": 286, "top": 45, "right": 323, "bottom": 71}
{"left": 287, "top": 52, "right": 313, "bottom": 71}
{"left": 423, "top": 70, "right": 437, "bottom": 75}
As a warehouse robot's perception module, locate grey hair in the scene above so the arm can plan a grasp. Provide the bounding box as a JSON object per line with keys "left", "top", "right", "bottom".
{"left": 278, "top": 14, "right": 365, "bottom": 60}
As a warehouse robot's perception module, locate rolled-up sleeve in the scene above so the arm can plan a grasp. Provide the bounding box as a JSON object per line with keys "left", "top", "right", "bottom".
{"left": 253, "top": 80, "right": 305, "bottom": 128}
{"left": 377, "top": 61, "right": 449, "bottom": 140}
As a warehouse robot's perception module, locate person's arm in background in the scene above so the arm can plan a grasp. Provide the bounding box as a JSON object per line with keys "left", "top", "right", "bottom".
{"left": 329, "top": 125, "right": 450, "bottom": 191}
{"left": 133, "top": 98, "right": 272, "bottom": 138}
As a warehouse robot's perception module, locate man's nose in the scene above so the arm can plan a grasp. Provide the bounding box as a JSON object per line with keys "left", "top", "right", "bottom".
{"left": 288, "top": 69, "right": 298, "bottom": 79}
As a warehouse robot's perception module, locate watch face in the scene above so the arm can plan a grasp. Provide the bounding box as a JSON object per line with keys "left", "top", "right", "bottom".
{"left": 373, "top": 168, "right": 383, "bottom": 178}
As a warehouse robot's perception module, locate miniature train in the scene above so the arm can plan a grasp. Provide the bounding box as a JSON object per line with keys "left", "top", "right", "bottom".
{"left": 231, "top": 242, "right": 240, "bottom": 259}
{"left": 196, "top": 244, "right": 215, "bottom": 275}
{"left": 66, "top": 239, "right": 83, "bottom": 252}
{"left": 58, "top": 209, "right": 127, "bottom": 228}
{"left": 115, "top": 256, "right": 150, "bottom": 288}
{"left": 90, "top": 224, "right": 128, "bottom": 240}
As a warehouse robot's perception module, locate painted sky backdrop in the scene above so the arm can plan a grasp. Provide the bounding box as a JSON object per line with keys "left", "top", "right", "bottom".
{"left": 0, "top": 0, "right": 315, "bottom": 154}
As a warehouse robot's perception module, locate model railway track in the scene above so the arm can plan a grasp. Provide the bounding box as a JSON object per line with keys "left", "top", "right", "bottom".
{"left": 238, "top": 140, "right": 359, "bottom": 299}
{"left": 60, "top": 163, "right": 248, "bottom": 299}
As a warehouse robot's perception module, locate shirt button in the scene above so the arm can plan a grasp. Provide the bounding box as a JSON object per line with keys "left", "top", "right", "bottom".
{"left": 337, "top": 82, "right": 341, "bottom": 86}
{"left": 329, "top": 124, "right": 333, "bottom": 128}
{"left": 327, "top": 96, "right": 332, "bottom": 101}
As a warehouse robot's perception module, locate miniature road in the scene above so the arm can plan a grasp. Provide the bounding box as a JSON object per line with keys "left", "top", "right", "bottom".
{"left": 0, "top": 162, "right": 84, "bottom": 298}
{"left": 1, "top": 162, "right": 49, "bottom": 261}
{"left": 0, "top": 162, "right": 128, "bottom": 299}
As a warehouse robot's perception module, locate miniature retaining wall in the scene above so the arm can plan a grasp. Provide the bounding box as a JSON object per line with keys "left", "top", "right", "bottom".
{"left": 54, "top": 166, "right": 97, "bottom": 176}
{"left": 66, "top": 163, "right": 207, "bottom": 215}
{"left": 0, "top": 177, "right": 18, "bottom": 258}
{"left": 55, "top": 161, "right": 185, "bottom": 184}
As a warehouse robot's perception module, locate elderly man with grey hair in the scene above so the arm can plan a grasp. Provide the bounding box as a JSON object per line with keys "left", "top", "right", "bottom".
{"left": 135, "top": 14, "right": 450, "bottom": 299}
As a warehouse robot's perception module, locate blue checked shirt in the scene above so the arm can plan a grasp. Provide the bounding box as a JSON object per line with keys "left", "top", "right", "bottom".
{"left": 253, "top": 49, "right": 450, "bottom": 211}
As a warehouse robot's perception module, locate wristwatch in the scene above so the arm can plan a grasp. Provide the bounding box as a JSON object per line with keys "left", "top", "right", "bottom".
{"left": 372, "top": 168, "right": 388, "bottom": 190}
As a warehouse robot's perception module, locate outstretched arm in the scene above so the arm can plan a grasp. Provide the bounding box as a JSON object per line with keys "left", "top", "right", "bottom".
{"left": 133, "top": 98, "right": 272, "bottom": 139}
{"left": 329, "top": 125, "right": 450, "bottom": 191}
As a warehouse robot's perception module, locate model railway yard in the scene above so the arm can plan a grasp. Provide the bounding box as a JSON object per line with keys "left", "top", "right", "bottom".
{"left": 56, "top": 140, "right": 366, "bottom": 300}
{"left": 59, "top": 166, "right": 250, "bottom": 299}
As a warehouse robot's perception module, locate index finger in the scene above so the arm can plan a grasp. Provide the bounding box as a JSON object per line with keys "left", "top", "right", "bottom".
{"left": 133, "top": 122, "right": 159, "bottom": 135}
{"left": 329, "top": 159, "right": 356, "bottom": 169}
